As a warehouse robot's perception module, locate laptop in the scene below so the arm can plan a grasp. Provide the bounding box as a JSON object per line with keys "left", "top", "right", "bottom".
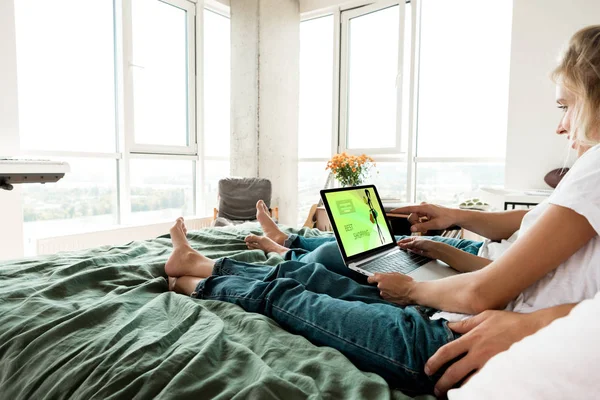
{"left": 320, "top": 185, "right": 460, "bottom": 281}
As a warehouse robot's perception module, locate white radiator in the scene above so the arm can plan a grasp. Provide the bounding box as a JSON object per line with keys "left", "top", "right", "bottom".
{"left": 36, "top": 217, "right": 214, "bottom": 255}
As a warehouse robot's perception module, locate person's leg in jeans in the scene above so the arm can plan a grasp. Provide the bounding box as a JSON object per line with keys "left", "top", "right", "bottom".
{"left": 166, "top": 217, "right": 455, "bottom": 394}
{"left": 192, "top": 259, "right": 453, "bottom": 395}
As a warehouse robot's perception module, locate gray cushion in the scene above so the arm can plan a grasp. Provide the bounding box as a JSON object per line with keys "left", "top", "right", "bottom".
{"left": 217, "top": 177, "right": 272, "bottom": 221}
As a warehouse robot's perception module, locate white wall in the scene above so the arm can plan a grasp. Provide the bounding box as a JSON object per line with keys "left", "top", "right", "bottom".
{"left": 504, "top": 0, "right": 600, "bottom": 190}
{"left": 230, "top": 0, "right": 299, "bottom": 226}
{"left": 230, "top": 0, "right": 260, "bottom": 176}
{"left": 0, "top": 0, "right": 24, "bottom": 260}
{"left": 257, "top": 0, "right": 300, "bottom": 226}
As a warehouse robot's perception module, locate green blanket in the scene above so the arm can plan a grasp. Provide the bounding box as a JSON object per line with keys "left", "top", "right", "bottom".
{"left": 0, "top": 224, "right": 433, "bottom": 400}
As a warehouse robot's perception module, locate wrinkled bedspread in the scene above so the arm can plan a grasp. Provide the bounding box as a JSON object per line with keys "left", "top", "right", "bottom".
{"left": 0, "top": 224, "right": 433, "bottom": 400}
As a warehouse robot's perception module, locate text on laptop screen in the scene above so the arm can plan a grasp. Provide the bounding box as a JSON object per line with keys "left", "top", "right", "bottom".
{"left": 324, "top": 187, "right": 394, "bottom": 257}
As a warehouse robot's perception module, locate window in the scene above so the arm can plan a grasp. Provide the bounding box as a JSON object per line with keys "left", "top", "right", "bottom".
{"left": 334, "top": 0, "right": 512, "bottom": 206}
{"left": 129, "top": 159, "right": 195, "bottom": 224}
{"left": 345, "top": 5, "right": 399, "bottom": 150}
{"left": 15, "top": 1, "right": 229, "bottom": 255}
{"left": 339, "top": 1, "right": 411, "bottom": 201}
{"left": 415, "top": 0, "right": 512, "bottom": 204}
{"left": 417, "top": 0, "right": 512, "bottom": 159}
{"left": 416, "top": 163, "right": 505, "bottom": 205}
{"left": 22, "top": 158, "right": 119, "bottom": 255}
{"left": 131, "top": 0, "right": 190, "bottom": 148}
{"left": 15, "top": 0, "right": 116, "bottom": 153}
{"left": 298, "top": 15, "right": 335, "bottom": 225}
{"left": 203, "top": 9, "right": 231, "bottom": 216}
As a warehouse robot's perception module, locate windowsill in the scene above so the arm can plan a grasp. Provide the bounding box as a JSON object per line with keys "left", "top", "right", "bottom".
{"left": 24, "top": 214, "right": 214, "bottom": 257}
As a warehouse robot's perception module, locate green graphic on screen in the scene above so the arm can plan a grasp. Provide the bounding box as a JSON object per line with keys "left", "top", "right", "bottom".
{"left": 325, "top": 188, "right": 393, "bottom": 257}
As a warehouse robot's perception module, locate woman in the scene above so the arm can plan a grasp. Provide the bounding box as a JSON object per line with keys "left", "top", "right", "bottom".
{"left": 165, "top": 26, "right": 600, "bottom": 396}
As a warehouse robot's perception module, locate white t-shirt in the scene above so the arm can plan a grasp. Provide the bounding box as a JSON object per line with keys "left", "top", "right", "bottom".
{"left": 448, "top": 291, "right": 600, "bottom": 400}
{"left": 435, "top": 144, "right": 600, "bottom": 321}
{"left": 477, "top": 231, "right": 518, "bottom": 261}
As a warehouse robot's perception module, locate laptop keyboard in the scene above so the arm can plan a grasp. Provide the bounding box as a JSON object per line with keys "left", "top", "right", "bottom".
{"left": 359, "top": 250, "right": 431, "bottom": 274}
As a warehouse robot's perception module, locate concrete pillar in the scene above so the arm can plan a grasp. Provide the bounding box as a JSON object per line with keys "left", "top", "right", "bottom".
{"left": 0, "top": 0, "right": 24, "bottom": 260}
{"left": 230, "top": 0, "right": 299, "bottom": 226}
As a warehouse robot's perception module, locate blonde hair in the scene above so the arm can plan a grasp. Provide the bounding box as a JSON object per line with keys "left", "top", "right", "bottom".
{"left": 552, "top": 25, "right": 600, "bottom": 146}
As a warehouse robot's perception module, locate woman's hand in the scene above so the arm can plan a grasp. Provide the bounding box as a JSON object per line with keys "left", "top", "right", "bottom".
{"left": 425, "top": 310, "right": 541, "bottom": 396}
{"left": 367, "top": 272, "right": 417, "bottom": 305}
{"left": 397, "top": 237, "right": 444, "bottom": 260}
{"left": 389, "top": 202, "right": 458, "bottom": 233}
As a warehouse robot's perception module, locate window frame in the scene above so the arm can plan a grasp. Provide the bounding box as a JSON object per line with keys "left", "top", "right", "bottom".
{"left": 297, "top": 11, "right": 340, "bottom": 180}
{"left": 198, "top": 4, "right": 231, "bottom": 216}
{"left": 304, "top": 0, "right": 508, "bottom": 204}
{"left": 338, "top": 0, "right": 406, "bottom": 156}
{"left": 19, "top": 0, "right": 229, "bottom": 240}
{"left": 123, "top": 0, "right": 197, "bottom": 155}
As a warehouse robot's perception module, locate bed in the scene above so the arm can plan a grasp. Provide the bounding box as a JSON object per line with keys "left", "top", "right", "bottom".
{"left": 0, "top": 223, "right": 434, "bottom": 399}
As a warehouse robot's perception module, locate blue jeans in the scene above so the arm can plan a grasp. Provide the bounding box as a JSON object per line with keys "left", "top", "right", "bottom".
{"left": 193, "top": 259, "right": 462, "bottom": 395}
{"left": 283, "top": 234, "right": 483, "bottom": 272}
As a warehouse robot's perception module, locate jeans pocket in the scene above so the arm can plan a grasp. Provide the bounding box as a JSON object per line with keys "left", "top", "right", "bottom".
{"left": 414, "top": 306, "right": 456, "bottom": 343}
{"left": 442, "top": 320, "right": 458, "bottom": 342}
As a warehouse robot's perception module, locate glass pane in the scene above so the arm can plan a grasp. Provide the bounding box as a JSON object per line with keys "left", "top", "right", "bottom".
{"left": 204, "top": 10, "right": 231, "bottom": 158}
{"left": 22, "top": 158, "right": 118, "bottom": 256}
{"left": 417, "top": 0, "right": 513, "bottom": 157}
{"left": 131, "top": 0, "right": 188, "bottom": 146}
{"left": 365, "top": 161, "right": 407, "bottom": 201}
{"left": 299, "top": 16, "right": 334, "bottom": 158}
{"left": 297, "top": 161, "right": 331, "bottom": 226}
{"left": 129, "top": 159, "right": 194, "bottom": 223}
{"left": 15, "top": 0, "right": 116, "bottom": 152}
{"left": 347, "top": 5, "right": 399, "bottom": 149}
{"left": 416, "top": 163, "right": 505, "bottom": 206}
{"left": 203, "top": 160, "right": 231, "bottom": 216}
{"left": 400, "top": 3, "right": 411, "bottom": 153}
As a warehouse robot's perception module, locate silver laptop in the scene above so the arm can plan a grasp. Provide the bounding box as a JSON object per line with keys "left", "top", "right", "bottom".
{"left": 320, "top": 185, "right": 460, "bottom": 281}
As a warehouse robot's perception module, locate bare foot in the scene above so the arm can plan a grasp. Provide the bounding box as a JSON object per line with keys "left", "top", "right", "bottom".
{"left": 170, "top": 275, "right": 203, "bottom": 296}
{"left": 245, "top": 234, "right": 289, "bottom": 255}
{"left": 255, "top": 200, "right": 287, "bottom": 245}
{"left": 168, "top": 276, "right": 178, "bottom": 291}
{"left": 165, "top": 218, "right": 215, "bottom": 278}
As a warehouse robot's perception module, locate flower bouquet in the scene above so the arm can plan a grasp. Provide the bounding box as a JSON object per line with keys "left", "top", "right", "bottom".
{"left": 326, "top": 153, "right": 375, "bottom": 187}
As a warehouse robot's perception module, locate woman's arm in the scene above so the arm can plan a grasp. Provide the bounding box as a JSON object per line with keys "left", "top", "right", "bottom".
{"left": 454, "top": 209, "right": 528, "bottom": 241}
{"left": 390, "top": 204, "right": 528, "bottom": 241}
{"left": 371, "top": 204, "right": 596, "bottom": 314}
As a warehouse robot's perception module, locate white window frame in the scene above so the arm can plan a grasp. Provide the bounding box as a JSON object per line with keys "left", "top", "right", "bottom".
{"left": 123, "top": 0, "right": 197, "bottom": 156}
{"left": 197, "top": 4, "right": 231, "bottom": 216}
{"left": 338, "top": 0, "right": 406, "bottom": 156}
{"left": 20, "top": 0, "right": 225, "bottom": 237}
{"left": 310, "top": 0, "right": 507, "bottom": 204}
{"left": 297, "top": 11, "right": 340, "bottom": 174}
{"left": 118, "top": 0, "right": 199, "bottom": 225}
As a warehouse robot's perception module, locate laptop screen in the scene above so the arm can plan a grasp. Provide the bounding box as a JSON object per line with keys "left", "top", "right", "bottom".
{"left": 322, "top": 186, "right": 394, "bottom": 258}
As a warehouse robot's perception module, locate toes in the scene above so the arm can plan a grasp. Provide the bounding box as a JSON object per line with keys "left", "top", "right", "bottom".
{"left": 261, "top": 201, "right": 270, "bottom": 213}
{"left": 245, "top": 234, "right": 260, "bottom": 242}
{"left": 256, "top": 200, "right": 264, "bottom": 210}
